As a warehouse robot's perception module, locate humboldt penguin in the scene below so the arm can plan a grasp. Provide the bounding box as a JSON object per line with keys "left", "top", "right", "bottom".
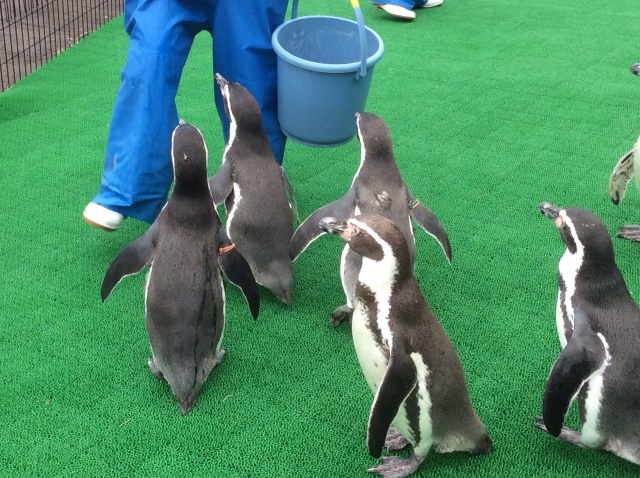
{"left": 102, "top": 123, "right": 259, "bottom": 415}
{"left": 208, "top": 73, "right": 296, "bottom": 304}
{"left": 290, "top": 112, "right": 451, "bottom": 326}
{"left": 321, "top": 214, "right": 493, "bottom": 477}
{"left": 534, "top": 202, "right": 640, "bottom": 465}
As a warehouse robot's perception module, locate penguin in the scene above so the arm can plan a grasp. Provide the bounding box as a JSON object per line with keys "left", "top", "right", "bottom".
{"left": 290, "top": 112, "right": 451, "bottom": 326}
{"left": 534, "top": 202, "right": 640, "bottom": 465}
{"left": 208, "top": 73, "right": 296, "bottom": 305}
{"left": 101, "top": 123, "right": 260, "bottom": 415}
{"left": 319, "top": 214, "right": 492, "bottom": 477}
{"left": 607, "top": 64, "right": 640, "bottom": 205}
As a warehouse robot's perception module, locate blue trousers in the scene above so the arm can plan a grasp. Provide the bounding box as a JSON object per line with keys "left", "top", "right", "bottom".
{"left": 370, "top": 0, "right": 428, "bottom": 7}
{"left": 94, "top": 0, "right": 288, "bottom": 223}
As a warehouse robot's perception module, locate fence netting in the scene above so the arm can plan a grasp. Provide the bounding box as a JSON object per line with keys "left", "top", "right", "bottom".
{"left": 1, "top": 0, "right": 124, "bottom": 91}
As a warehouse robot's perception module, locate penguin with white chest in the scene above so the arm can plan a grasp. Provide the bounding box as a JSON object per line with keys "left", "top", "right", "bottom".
{"left": 208, "top": 74, "right": 296, "bottom": 304}
{"left": 290, "top": 112, "right": 451, "bottom": 326}
{"left": 535, "top": 202, "right": 640, "bottom": 465}
{"left": 320, "top": 214, "right": 493, "bottom": 478}
{"left": 102, "top": 123, "right": 259, "bottom": 415}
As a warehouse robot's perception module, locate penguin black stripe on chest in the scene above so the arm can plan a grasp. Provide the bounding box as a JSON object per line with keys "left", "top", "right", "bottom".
{"left": 320, "top": 214, "right": 492, "bottom": 477}
{"left": 290, "top": 112, "right": 452, "bottom": 327}
{"left": 535, "top": 202, "right": 640, "bottom": 465}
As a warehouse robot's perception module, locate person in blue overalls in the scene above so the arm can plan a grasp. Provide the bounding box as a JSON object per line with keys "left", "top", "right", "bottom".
{"left": 83, "top": 0, "right": 289, "bottom": 231}
{"left": 371, "top": 0, "right": 442, "bottom": 21}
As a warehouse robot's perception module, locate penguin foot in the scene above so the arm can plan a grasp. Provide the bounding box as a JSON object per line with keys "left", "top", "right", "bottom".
{"left": 330, "top": 305, "right": 354, "bottom": 327}
{"left": 532, "top": 417, "right": 587, "bottom": 449}
{"left": 212, "top": 348, "right": 226, "bottom": 368}
{"left": 616, "top": 225, "right": 640, "bottom": 242}
{"left": 147, "top": 358, "right": 165, "bottom": 380}
{"left": 367, "top": 453, "right": 424, "bottom": 478}
{"left": 385, "top": 428, "right": 410, "bottom": 452}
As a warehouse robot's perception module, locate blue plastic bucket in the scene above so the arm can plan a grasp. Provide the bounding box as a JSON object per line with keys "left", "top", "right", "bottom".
{"left": 272, "top": 2, "right": 384, "bottom": 147}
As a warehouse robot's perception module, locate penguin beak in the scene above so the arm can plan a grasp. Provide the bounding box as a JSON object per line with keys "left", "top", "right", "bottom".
{"left": 539, "top": 202, "right": 564, "bottom": 228}
{"left": 319, "top": 217, "right": 357, "bottom": 241}
{"left": 320, "top": 217, "right": 348, "bottom": 234}
{"left": 215, "top": 73, "right": 229, "bottom": 89}
{"left": 631, "top": 63, "right": 640, "bottom": 76}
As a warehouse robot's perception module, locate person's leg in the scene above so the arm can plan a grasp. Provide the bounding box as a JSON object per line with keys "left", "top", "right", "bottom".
{"left": 211, "top": 0, "right": 288, "bottom": 164}
{"left": 370, "top": 0, "right": 415, "bottom": 8}
{"left": 88, "top": 1, "right": 200, "bottom": 225}
{"left": 370, "top": 0, "right": 417, "bottom": 20}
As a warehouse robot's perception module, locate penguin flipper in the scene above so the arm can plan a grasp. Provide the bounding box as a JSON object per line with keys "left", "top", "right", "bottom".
{"left": 208, "top": 160, "right": 233, "bottom": 206}
{"left": 289, "top": 190, "right": 356, "bottom": 261}
{"left": 542, "top": 329, "right": 606, "bottom": 437}
{"left": 101, "top": 221, "right": 158, "bottom": 301}
{"left": 617, "top": 225, "right": 640, "bottom": 242}
{"left": 218, "top": 239, "right": 260, "bottom": 320}
{"left": 281, "top": 168, "right": 300, "bottom": 226}
{"left": 367, "top": 352, "right": 418, "bottom": 458}
{"left": 608, "top": 147, "right": 635, "bottom": 205}
{"left": 407, "top": 190, "right": 452, "bottom": 263}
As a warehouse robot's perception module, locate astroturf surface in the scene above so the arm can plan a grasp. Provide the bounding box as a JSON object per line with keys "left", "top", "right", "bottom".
{"left": 1, "top": 1, "right": 640, "bottom": 476}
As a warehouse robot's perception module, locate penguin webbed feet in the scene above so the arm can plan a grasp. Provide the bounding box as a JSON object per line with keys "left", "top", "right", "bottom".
{"left": 616, "top": 225, "right": 640, "bottom": 242}
{"left": 367, "top": 453, "right": 425, "bottom": 478}
{"left": 330, "top": 305, "right": 354, "bottom": 327}
{"left": 532, "top": 416, "right": 587, "bottom": 449}
{"left": 384, "top": 428, "right": 410, "bottom": 452}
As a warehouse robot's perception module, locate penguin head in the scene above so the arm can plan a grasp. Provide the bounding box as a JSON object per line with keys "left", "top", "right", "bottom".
{"left": 170, "top": 123, "right": 209, "bottom": 194}
{"left": 355, "top": 112, "right": 395, "bottom": 165}
{"left": 539, "top": 202, "right": 614, "bottom": 265}
{"left": 320, "top": 214, "right": 410, "bottom": 266}
{"left": 215, "top": 73, "right": 265, "bottom": 138}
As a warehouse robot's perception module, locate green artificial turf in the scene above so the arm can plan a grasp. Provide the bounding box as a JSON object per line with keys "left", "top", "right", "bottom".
{"left": 1, "top": 0, "right": 640, "bottom": 476}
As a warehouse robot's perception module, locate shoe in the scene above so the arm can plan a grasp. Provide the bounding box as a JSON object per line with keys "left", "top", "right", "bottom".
{"left": 83, "top": 202, "right": 125, "bottom": 231}
{"left": 373, "top": 4, "right": 416, "bottom": 20}
{"left": 422, "top": 0, "right": 443, "bottom": 7}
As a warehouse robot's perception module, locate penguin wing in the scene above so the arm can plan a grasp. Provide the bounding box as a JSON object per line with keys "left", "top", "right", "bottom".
{"left": 217, "top": 234, "right": 260, "bottom": 320}
{"left": 101, "top": 221, "right": 158, "bottom": 301}
{"left": 208, "top": 160, "right": 233, "bottom": 205}
{"left": 608, "top": 147, "right": 635, "bottom": 205}
{"left": 542, "top": 328, "right": 607, "bottom": 437}
{"left": 281, "top": 168, "right": 300, "bottom": 226}
{"left": 366, "top": 351, "right": 418, "bottom": 458}
{"left": 617, "top": 225, "right": 640, "bottom": 242}
{"left": 407, "top": 189, "right": 452, "bottom": 263}
{"left": 289, "top": 189, "right": 356, "bottom": 261}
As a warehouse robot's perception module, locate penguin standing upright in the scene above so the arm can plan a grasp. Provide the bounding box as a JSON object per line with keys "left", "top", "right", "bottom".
{"left": 535, "top": 202, "right": 640, "bottom": 465}
{"left": 102, "top": 123, "right": 259, "bottom": 415}
{"left": 320, "top": 214, "right": 492, "bottom": 478}
{"left": 290, "top": 112, "right": 451, "bottom": 326}
{"left": 208, "top": 74, "right": 296, "bottom": 304}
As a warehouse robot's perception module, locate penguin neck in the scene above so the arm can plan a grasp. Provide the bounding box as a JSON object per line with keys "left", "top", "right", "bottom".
{"left": 172, "top": 171, "right": 211, "bottom": 198}
{"left": 359, "top": 254, "right": 403, "bottom": 295}
{"left": 230, "top": 118, "right": 271, "bottom": 155}
{"left": 560, "top": 246, "right": 630, "bottom": 303}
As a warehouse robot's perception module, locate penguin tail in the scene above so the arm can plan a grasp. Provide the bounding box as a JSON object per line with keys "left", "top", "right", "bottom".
{"left": 177, "top": 393, "right": 198, "bottom": 416}
{"left": 469, "top": 433, "right": 495, "bottom": 455}
{"left": 168, "top": 374, "right": 201, "bottom": 415}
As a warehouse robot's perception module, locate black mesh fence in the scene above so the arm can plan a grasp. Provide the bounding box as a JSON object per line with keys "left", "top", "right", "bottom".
{"left": 0, "top": 0, "right": 124, "bottom": 92}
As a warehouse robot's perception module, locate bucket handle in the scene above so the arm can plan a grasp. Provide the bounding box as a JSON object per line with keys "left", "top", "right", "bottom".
{"left": 290, "top": 0, "right": 369, "bottom": 79}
